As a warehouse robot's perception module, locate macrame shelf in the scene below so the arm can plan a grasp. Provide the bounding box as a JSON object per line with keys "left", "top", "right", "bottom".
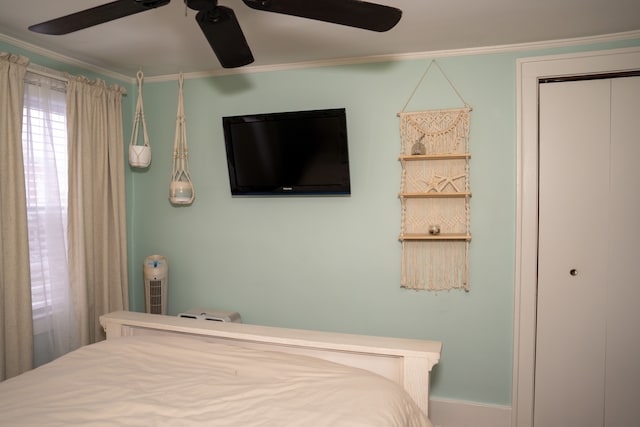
{"left": 398, "top": 62, "right": 472, "bottom": 291}
{"left": 398, "top": 108, "right": 471, "bottom": 291}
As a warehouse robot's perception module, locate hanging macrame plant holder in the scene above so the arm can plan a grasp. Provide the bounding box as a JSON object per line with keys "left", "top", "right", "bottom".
{"left": 169, "top": 73, "right": 195, "bottom": 205}
{"left": 397, "top": 60, "right": 472, "bottom": 291}
{"left": 129, "top": 70, "right": 151, "bottom": 168}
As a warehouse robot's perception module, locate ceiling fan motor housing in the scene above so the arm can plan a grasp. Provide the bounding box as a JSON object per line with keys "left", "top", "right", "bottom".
{"left": 186, "top": 0, "right": 218, "bottom": 12}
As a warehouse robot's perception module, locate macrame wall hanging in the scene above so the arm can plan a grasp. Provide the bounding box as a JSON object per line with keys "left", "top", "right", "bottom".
{"left": 129, "top": 70, "right": 151, "bottom": 168}
{"left": 169, "top": 73, "right": 195, "bottom": 205}
{"left": 398, "top": 60, "right": 472, "bottom": 291}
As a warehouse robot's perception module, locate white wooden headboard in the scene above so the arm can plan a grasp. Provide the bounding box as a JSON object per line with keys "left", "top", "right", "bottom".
{"left": 100, "top": 311, "right": 441, "bottom": 417}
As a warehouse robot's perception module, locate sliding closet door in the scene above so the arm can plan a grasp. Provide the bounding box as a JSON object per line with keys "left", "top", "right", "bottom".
{"left": 535, "top": 76, "right": 640, "bottom": 426}
{"left": 604, "top": 75, "right": 640, "bottom": 426}
{"left": 535, "top": 79, "right": 610, "bottom": 427}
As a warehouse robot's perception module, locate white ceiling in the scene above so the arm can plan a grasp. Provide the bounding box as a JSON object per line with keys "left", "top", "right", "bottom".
{"left": 1, "top": 0, "right": 639, "bottom": 79}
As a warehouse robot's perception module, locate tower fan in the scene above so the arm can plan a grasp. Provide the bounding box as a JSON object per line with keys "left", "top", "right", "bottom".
{"left": 143, "top": 255, "right": 168, "bottom": 314}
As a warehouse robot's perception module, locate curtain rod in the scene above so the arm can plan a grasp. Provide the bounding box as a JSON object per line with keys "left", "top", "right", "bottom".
{"left": 26, "top": 64, "right": 68, "bottom": 83}
{"left": 25, "top": 61, "right": 128, "bottom": 95}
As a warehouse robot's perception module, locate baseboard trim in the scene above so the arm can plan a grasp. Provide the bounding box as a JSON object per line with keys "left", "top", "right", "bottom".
{"left": 430, "top": 398, "right": 511, "bottom": 427}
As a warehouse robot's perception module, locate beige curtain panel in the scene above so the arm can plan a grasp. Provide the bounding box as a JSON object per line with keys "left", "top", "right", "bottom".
{"left": 66, "top": 76, "right": 129, "bottom": 345}
{"left": 0, "top": 52, "right": 34, "bottom": 380}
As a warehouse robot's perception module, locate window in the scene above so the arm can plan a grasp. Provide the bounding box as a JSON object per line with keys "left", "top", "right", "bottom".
{"left": 21, "top": 72, "right": 74, "bottom": 365}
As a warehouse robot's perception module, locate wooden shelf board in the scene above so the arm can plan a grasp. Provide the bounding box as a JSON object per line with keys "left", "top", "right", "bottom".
{"left": 399, "top": 153, "right": 471, "bottom": 161}
{"left": 399, "top": 234, "right": 472, "bottom": 241}
{"left": 399, "top": 192, "right": 472, "bottom": 198}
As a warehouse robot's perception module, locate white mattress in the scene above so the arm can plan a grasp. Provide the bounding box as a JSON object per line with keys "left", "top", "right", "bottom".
{"left": 0, "top": 334, "right": 432, "bottom": 426}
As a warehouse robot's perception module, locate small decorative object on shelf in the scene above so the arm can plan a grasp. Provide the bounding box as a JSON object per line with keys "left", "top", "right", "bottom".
{"left": 411, "top": 135, "right": 426, "bottom": 155}
{"left": 169, "top": 73, "right": 195, "bottom": 206}
{"left": 397, "top": 59, "right": 472, "bottom": 291}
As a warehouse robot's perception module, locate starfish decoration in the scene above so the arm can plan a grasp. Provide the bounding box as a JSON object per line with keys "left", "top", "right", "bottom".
{"left": 437, "top": 172, "right": 466, "bottom": 192}
{"left": 423, "top": 167, "right": 466, "bottom": 193}
{"left": 424, "top": 173, "right": 445, "bottom": 192}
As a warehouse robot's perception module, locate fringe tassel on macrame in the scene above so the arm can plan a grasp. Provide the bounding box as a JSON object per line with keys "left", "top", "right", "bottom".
{"left": 401, "top": 240, "right": 469, "bottom": 291}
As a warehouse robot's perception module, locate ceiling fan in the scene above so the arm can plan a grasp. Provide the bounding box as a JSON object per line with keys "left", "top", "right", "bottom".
{"left": 29, "top": 0, "right": 402, "bottom": 69}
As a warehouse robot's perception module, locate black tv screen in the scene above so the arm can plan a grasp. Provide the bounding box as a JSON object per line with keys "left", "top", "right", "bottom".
{"left": 222, "top": 108, "right": 351, "bottom": 196}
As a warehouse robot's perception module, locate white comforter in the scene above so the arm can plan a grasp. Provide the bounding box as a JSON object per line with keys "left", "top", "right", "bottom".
{"left": 0, "top": 335, "right": 432, "bottom": 426}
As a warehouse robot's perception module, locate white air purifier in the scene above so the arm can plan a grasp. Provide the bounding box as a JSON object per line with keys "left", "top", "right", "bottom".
{"left": 143, "top": 255, "right": 168, "bottom": 315}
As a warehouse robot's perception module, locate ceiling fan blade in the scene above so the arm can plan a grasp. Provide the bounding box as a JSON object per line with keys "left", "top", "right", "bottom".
{"left": 195, "top": 6, "right": 254, "bottom": 69}
{"left": 242, "top": 0, "right": 401, "bottom": 32}
{"left": 29, "top": 0, "right": 171, "bottom": 35}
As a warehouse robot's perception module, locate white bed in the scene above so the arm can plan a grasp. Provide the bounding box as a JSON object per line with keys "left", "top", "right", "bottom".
{"left": 0, "top": 311, "right": 441, "bottom": 426}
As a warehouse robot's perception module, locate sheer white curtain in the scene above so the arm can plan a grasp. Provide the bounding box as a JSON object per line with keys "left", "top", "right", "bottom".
{"left": 0, "top": 52, "right": 33, "bottom": 380}
{"left": 22, "top": 71, "right": 79, "bottom": 366}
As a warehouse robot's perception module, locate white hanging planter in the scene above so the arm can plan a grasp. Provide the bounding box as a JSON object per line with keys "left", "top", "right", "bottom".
{"left": 169, "top": 73, "right": 195, "bottom": 205}
{"left": 129, "top": 70, "right": 151, "bottom": 168}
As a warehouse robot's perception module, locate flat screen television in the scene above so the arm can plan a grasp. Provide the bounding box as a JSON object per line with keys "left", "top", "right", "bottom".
{"left": 222, "top": 108, "right": 351, "bottom": 196}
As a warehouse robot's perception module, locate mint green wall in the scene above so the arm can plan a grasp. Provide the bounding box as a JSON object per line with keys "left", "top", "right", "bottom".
{"left": 130, "top": 39, "right": 640, "bottom": 406}
{"left": 131, "top": 57, "right": 516, "bottom": 404}
{"left": 4, "top": 35, "right": 639, "bottom": 407}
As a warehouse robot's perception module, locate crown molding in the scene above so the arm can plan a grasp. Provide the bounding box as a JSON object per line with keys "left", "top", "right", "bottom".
{"left": 3, "top": 30, "right": 640, "bottom": 84}
{"left": 0, "top": 32, "right": 135, "bottom": 83}
{"left": 142, "top": 30, "right": 640, "bottom": 82}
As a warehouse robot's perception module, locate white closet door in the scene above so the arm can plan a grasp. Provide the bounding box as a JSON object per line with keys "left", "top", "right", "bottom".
{"left": 604, "top": 76, "right": 640, "bottom": 427}
{"left": 535, "top": 76, "right": 640, "bottom": 426}
{"left": 535, "top": 79, "right": 610, "bottom": 427}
